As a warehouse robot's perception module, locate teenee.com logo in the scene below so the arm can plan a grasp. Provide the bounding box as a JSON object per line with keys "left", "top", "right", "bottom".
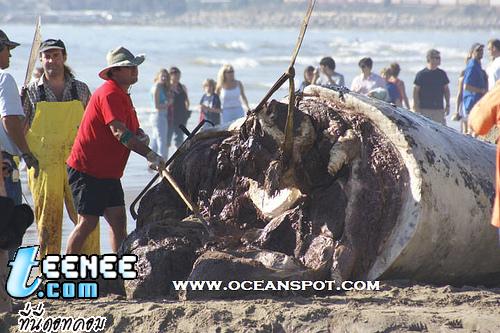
{"left": 6, "top": 246, "right": 137, "bottom": 299}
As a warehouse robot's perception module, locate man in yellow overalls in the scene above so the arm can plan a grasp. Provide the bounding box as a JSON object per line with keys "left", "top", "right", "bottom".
{"left": 22, "top": 39, "right": 99, "bottom": 257}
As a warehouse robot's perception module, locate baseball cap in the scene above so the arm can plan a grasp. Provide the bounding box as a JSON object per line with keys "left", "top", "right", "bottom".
{"left": 469, "top": 42, "right": 484, "bottom": 53}
{"left": 39, "top": 39, "right": 66, "bottom": 53}
{"left": 0, "top": 30, "right": 20, "bottom": 49}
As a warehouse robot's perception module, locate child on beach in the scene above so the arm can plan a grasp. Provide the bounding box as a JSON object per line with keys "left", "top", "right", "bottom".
{"left": 298, "top": 66, "right": 315, "bottom": 92}
{"left": 199, "top": 79, "right": 221, "bottom": 127}
{"left": 381, "top": 67, "right": 402, "bottom": 107}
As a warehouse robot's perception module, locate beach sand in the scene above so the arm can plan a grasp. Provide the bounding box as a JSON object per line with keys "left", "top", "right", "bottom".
{"left": 0, "top": 281, "right": 499, "bottom": 332}
{"left": 4, "top": 127, "right": 500, "bottom": 332}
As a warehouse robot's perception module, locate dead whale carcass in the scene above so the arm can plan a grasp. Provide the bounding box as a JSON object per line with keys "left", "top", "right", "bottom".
{"left": 133, "top": 85, "right": 500, "bottom": 295}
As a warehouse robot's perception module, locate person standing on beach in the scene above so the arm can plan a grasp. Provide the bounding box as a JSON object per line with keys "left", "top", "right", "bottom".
{"left": 199, "top": 78, "right": 221, "bottom": 127}
{"left": 486, "top": 39, "right": 500, "bottom": 91}
{"left": 216, "top": 64, "right": 250, "bottom": 124}
{"left": 0, "top": 29, "right": 21, "bottom": 313}
{"left": 468, "top": 84, "right": 500, "bottom": 241}
{"left": 65, "top": 47, "right": 166, "bottom": 254}
{"left": 166, "top": 66, "right": 190, "bottom": 151}
{"left": 452, "top": 51, "right": 473, "bottom": 130}
{"left": 461, "top": 43, "right": 487, "bottom": 135}
{"left": 389, "top": 62, "right": 410, "bottom": 109}
{"left": 150, "top": 68, "right": 171, "bottom": 158}
{"left": 0, "top": 30, "right": 38, "bottom": 209}
{"left": 413, "top": 49, "right": 450, "bottom": 125}
{"left": 381, "top": 67, "right": 401, "bottom": 106}
{"left": 22, "top": 39, "right": 99, "bottom": 257}
{"left": 350, "top": 57, "right": 385, "bottom": 95}
{"left": 313, "top": 56, "right": 345, "bottom": 87}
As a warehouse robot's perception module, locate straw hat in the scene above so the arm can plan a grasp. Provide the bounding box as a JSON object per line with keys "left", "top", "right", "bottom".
{"left": 99, "top": 46, "right": 145, "bottom": 80}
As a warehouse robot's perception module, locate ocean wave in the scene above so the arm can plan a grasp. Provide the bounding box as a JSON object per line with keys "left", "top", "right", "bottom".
{"left": 327, "top": 38, "right": 466, "bottom": 62}
{"left": 193, "top": 57, "right": 260, "bottom": 68}
{"left": 209, "top": 40, "right": 250, "bottom": 52}
{"left": 259, "top": 55, "right": 322, "bottom": 66}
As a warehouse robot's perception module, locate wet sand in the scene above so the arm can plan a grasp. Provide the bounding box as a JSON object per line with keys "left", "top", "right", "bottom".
{"left": 1, "top": 281, "right": 499, "bottom": 332}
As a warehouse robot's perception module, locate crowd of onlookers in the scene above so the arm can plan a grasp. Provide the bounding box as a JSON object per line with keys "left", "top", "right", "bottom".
{"left": 149, "top": 64, "right": 249, "bottom": 157}
{"left": 296, "top": 39, "right": 500, "bottom": 134}
{"left": 148, "top": 38, "right": 500, "bottom": 160}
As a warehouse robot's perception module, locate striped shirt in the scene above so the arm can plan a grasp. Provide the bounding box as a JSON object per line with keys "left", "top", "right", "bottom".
{"left": 22, "top": 74, "right": 91, "bottom": 126}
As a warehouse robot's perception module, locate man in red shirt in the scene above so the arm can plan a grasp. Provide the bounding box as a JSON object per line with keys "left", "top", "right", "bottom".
{"left": 66, "top": 47, "right": 165, "bottom": 254}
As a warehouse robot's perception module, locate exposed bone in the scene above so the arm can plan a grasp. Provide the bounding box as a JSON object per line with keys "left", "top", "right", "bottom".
{"left": 247, "top": 178, "right": 303, "bottom": 219}
{"left": 328, "top": 129, "right": 361, "bottom": 176}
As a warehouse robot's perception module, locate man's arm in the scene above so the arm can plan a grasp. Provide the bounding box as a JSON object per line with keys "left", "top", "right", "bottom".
{"left": 2, "top": 116, "right": 30, "bottom": 154}
{"left": 108, "top": 120, "right": 164, "bottom": 169}
{"left": 413, "top": 85, "right": 420, "bottom": 112}
{"left": 443, "top": 84, "right": 450, "bottom": 115}
{"left": 108, "top": 120, "right": 150, "bottom": 157}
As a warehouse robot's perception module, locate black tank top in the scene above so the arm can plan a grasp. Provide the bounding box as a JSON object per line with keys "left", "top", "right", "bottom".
{"left": 172, "top": 84, "right": 188, "bottom": 116}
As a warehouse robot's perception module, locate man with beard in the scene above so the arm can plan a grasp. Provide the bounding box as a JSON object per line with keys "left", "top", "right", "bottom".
{"left": 22, "top": 39, "right": 100, "bottom": 257}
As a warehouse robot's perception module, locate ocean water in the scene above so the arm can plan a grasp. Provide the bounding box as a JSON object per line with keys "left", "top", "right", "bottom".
{"left": 2, "top": 24, "right": 497, "bottom": 253}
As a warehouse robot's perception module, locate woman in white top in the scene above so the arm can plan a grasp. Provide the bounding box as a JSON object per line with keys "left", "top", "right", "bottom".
{"left": 215, "top": 64, "right": 250, "bottom": 124}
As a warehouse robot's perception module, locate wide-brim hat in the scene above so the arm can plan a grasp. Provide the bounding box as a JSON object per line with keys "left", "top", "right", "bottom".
{"left": 0, "top": 29, "right": 20, "bottom": 49}
{"left": 99, "top": 46, "right": 145, "bottom": 80}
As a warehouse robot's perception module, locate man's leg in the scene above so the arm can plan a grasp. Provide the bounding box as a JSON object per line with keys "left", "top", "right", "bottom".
{"left": 66, "top": 214, "right": 99, "bottom": 254}
{"left": 103, "top": 206, "right": 127, "bottom": 253}
{"left": 64, "top": 172, "right": 100, "bottom": 255}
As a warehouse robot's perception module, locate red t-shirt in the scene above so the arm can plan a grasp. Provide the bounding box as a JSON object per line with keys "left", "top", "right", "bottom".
{"left": 67, "top": 80, "right": 140, "bottom": 179}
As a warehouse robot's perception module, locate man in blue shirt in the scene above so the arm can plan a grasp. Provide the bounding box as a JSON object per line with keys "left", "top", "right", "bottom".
{"left": 462, "top": 43, "right": 487, "bottom": 134}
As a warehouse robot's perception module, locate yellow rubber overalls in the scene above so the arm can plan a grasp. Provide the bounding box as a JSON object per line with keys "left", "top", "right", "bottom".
{"left": 26, "top": 84, "right": 100, "bottom": 257}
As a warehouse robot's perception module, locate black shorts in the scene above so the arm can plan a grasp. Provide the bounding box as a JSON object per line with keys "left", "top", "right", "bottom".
{"left": 67, "top": 166, "right": 125, "bottom": 216}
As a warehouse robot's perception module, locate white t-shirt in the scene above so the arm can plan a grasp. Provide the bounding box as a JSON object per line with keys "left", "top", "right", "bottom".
{"left": 350, "top": 73, "right": 386, "bottom": 95}
{"left": 486, "top": 57, "right": 500, "bottom": 91}
{"left": 317, "top": 72, "right": 345, "bottom": 87}
{"left": 0, "top": 70, "right": 24, "bottom": 155}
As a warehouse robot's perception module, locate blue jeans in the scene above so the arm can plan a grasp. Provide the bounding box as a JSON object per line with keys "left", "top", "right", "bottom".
{"left": 150, "top": 112, "right": 169, "bottom": 158}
